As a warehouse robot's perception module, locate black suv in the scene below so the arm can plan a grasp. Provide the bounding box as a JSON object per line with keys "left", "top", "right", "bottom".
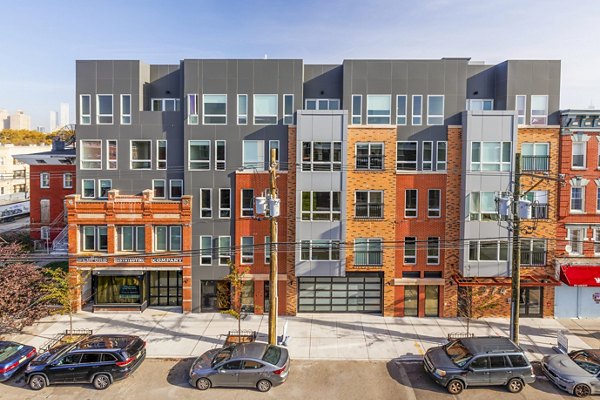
{"left": 24, "top": 335, "right": 146, "bottom": 390}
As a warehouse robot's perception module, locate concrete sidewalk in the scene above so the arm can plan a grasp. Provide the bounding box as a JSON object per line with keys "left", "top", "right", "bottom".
{"left": 5, "top": 310, "right": 595, "bottom": 361}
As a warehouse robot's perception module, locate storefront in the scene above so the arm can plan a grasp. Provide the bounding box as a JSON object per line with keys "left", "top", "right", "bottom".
{"left": 555, "top": 265, "right": 600, "bottom": 318}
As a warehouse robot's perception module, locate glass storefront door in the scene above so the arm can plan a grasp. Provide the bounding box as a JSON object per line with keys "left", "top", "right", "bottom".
{"left": 404, "top": 286, "right": 418, "bottom": 316}
{"left": 519, "top": 287, "right": 543, "bottom": 317}
{"left": 424, "top": 285, "right": 439, "bottom": 317}
{"left": 95, "top": 275, "right": 145, "bottom": 305}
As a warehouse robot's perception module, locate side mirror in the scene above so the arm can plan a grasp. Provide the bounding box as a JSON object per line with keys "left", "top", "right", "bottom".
{"left": 467, "top": 367, "right": 474, "bottom": 372}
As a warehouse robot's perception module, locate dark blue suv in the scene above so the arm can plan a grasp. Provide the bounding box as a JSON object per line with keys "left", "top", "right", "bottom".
{"left": 24, "top": 335, "right": 145, "bottom": 390}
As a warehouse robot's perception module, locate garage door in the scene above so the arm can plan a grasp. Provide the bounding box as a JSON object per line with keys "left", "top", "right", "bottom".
{"left": 298, "top": 275, "right": 382, "bottom": 313}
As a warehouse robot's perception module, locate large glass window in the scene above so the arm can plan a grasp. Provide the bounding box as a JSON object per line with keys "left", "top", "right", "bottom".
{"left": 367, "top": 95, "right": 391, "bottom": 124}
{"left": 567, "top": 227, "right": 585, "bottom": 255}
{"left": 241, "top": 236, "right": 254, "bottom": 264}
{"left": 521, "top": 239, "right": 546, "bottom": 265}
{"left": 107, "top": 140, "right": 117, "bottom": 170}
{"left": 118, "top": 226, "right": 145, "bottom": 252}
{"left": 427, "top": 95, "right": 444, "bottom": 125}
{"left": 396, "top": 141, "right": 418, "bottom": 170}
{"left": 301, "top": 191, "right": 341, "bottom": 221}
{"left": 412, "top": 95, "right": 422, "bottom": 125}
{"left": 302, "top": 142, "right": 342, "bottom": 171}
{"left": 523, "top": 190, "right": 548, "bottom": 219}
{"left": 200, "top": 236, "right": 212, "bottom": 265}
{"left": 516, "top": 95, "right": 526, "bottom": 125}
{"left": 242, "top": 140, "right": 265, "bottom": 170}
{"left": 219, "top": 188, "right": 231, "bottom": 218}
{"left": 428, "top": 189, "right": 441, "bottom": 218}
{"left": 97, "top": 95, "right": 113, "bottom": 124}
{"left": 468, "top": 240, "right": 509, "bottom": 261}
{"left": 404, "top": 286, "right": 418, "bottom": 316}
{"left": 355, "top": 238, "right": 382, "bottom": 266}
{"left": 530, "top": 95, "right": 548, "bottom": 125}
{"left": 82, "top": 179, "right": 95, "bottom": 198}
{"left": 149, "top": 271, "right": 182, "bottom": 306}
{"left": 427, "top": 237, "right": 440, "bottom": 264}
{"left": 469, "top": 192, "right": 499, "bottom": 221}
{"left": 571, "top": 187, "right": 584, "bottom": 212}
{"left": 300, "top": 240, "right": 340, "bottom": 261}
{"left": 471, "top": 142, "right": 511, "bottom": 171}
{"left": 130, "top": 140, "right": 152, "bottom": 169}
{"left": 521, "top": 143, "right": 549, "bottom": 171}
{"left": 237, "top": 94, "right": 247, "bottom": 125}
{"left": 355, "top": 191, "right": 383, "bottom": 219}
{"left": 97, "top": 276, "right": 143, "bottom": 305}
{"left": 254, "top": 94, "right": 278, "bottom": 125}
{"left": 437, "top": 141, "right": 447, "bottom": 171}
{"left": 155, "top": 226, "right": 182, "bottom": 252}
{"left": 152, "top": 98, "right": 180, "bottom": 111}
{"left": 80, "top": 94, "right": 91, "bottom": 125}
{"left": 305, "top": 98, "right": 340, "bottom": 110}
{"left": 81, "top": 140, "right": 101, "bottom": 169}
{"left": 203, "top": 94, "right": 227, "bottom": 124}
{"left": 356, "top": 143, "right": 383, "bottom": 170}
{"left": 283, "top": 94, "right": 294, "bottom": 125}
{"left": 572, "top": 142, "right": 586, "bottom": 168}
{"left": 352, "top": 95, "right": 362, "bottom": 125}
{"left": 189, "top": 140, "right": 210, "bottom": 170}
{"left": 120, "top": 94, "right": 131, "bottom": 124}
{"left": 218, "top": 236, "right": 231, "bottom": 265}
{"left": 157, "top": 140, "right": 167, "bottom": 170}
{"left": 404, "top": 237, "right": 416, "bottom": 264}
{"left": 81, "top": 226, "right": 107, "bottom": 252}
{"left": 405, "top": 189, "right": 417, "bottom": 217}
{"left": 241, "top": 189, "right": 254, "bottom": 217}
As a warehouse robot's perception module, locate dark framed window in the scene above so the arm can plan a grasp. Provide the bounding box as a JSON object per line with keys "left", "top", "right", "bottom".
{"left": 149, "top": 270, "right": 182, "bottom": 306}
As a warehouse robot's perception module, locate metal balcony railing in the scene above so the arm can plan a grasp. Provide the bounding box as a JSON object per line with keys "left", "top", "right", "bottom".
{"left": 356, "top": 156, "right": 383, "bottom": 170}
{"left": 520, "top": 250, "right": 546, "bottom": 266}
{"left": 531, "top": 204, "right": 548, "bottom": 219}
{"left": 355, "top": 203, "right": 384, "bottom": 218}
{"left": 51, "top": 226, "right": 69, "bottom": 254}
{"left": 354, "top": 251, "right": 383, "bottom": 266}
{"left": 521, "top": 155, "right": 550, "bottom": 171}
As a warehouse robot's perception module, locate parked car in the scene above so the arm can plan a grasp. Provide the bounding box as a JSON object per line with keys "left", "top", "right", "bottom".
{"left": 189, "top": 342, "right": 290, "bottom": 392}
{"left": 24, "top": 334, "right": 145, "bottom": 390}
{"left": 424, "top": 336, "right": 536, "bottom": 394}
{"left": 0, "top": 341, "right": 36, "bottom": 382}
{"left": 542, "top": 349, "right": 600, "bottom": 397}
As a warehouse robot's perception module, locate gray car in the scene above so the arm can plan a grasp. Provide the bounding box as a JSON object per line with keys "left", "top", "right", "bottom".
{"left": 424, "top": 336, "right": 536, "bottom": 394}
{"left": 542, "top": 350, "right": 600, "bottom": 397}
{"left": 189, "top": 342, "right": 290, "bottom": 392}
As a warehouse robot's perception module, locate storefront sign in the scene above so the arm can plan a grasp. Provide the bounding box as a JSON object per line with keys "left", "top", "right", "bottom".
{"left": 593, "top": 293, "right": 600, "bottom": 304}
{"left": 152, "top": 257, "right": 183, "bottom": 263}
{"left": 557, "top": 330, "right": 569, "bottom": 354}
{"left": 77, "top": 257, "right": 108, "bottom": 263}
{"left": 114, "top": 257, "right": 144, "bottom": 263}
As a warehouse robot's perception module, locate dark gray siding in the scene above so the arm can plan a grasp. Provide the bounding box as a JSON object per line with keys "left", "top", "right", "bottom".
{"left": 303, "top": 64, "right": 343, "bottom": 101}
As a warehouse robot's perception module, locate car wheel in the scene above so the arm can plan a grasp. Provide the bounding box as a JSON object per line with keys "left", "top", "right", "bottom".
{"left": 256, "top": 379, "right": 272, "bottom": 392}
{"left": 93, "top": 374, "right": 111, "bottom": 390}
{"left": 507, "top": 378, "right": 524, "bottom": 393}
{"left": 28, "top": 375, "right": 46, "bottom": 391}
{"left": 446, "top": 379, "right": 464, "bottom": 395}
{"left": 574, "top": 383, "right": 592, "bottom": 398}
{"left": 195, "top": 377, "right": 211, "bottom": 390}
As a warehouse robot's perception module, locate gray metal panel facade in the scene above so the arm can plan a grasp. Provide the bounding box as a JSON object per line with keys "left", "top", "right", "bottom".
{"left": 303, "top": 64, "right": 343, "bottom": 101}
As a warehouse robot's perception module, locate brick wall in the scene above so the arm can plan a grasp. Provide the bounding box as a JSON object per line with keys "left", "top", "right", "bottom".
{"left": 286, "top": 127, "right": 297, "bottom": 315}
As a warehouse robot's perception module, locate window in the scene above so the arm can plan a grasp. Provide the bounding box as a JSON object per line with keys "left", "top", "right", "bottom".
{"left": 471, "top": 142, "right": 512, "bottom": 171}
{"left": 422, "top": 141, "right": 433, "bottom": 171}
{"left": 200, "top": 236, "right": 212, "bottom": 265}
{"left": 187, "top": 94, "right": 199, "bottom": 125}
{"left": 82, "top": 179, "right": 95, "bottom": 198}
{"left": 81, "top": 226, "right": 108, "bottom": 252}
{"left": 521, "top": 239, "right": 546, "bottom": 265}
{"left": 436, "top": 141, "right": 447, "bottom": 171}
{"left": 120, "top": 94, "right": 131, "bottom": 124}
{"left": 241, "top": 236, "right": 254, "bottom": 264}
{"left": 40, "top": 172, "right": 50, "bottom": 188}
{"left": 355, "top": 191, "right": 383, "bottom": 219}
{"left": 302, "top": 142, "right": 341, "bottom": 171}
{"left": 530, "top": 95, "right": 548, "bottom": 125}
{"left": 571, "top": 187, "right": 584, "bottom": 212}
{"left": 427, "top": 95, "right": 444, "bottom": 125}
{"left": 97, "top": 94, "right": 113, "bottom": 124}
{"left": 242, "top": 140, "right": 265, "bottom": 170}
{"left": 412, "top": 95, "right": 422, "bottom": 125}
{"left": 152, "top": 98, "right": 180, "bottom": 111}
{"left": 396, "top": 95, "right": 407, "bottom": 125}
{"left": 80, "top": 94, "right": 91, "bottom": 125}
{"left": 254, "top": 94, "right": 278, "bottom": 124}
{"left": 572, "top": 142, "right": 586, "bottom": 168}
{"left": 98, "top": 179, "right": 112, "bottom": 198}
{"left": 355, "top": 238, "right": 382, "bottom": 266}
{"left": 352, "top": 95, "right": 362, "bottom": 124}
{"left": 219, "top": 188, "right": 231, "bottom": 218}
{"left": 63, "top": 173, "right": 73, "bottom": 189}
{"left": 356, "top": 143, "right": 383, "bottom": 170}
{"left": 396, "top": 141, "right": 418, "bottom": 171}
{"left": 567, "top": 227, "right": 586, "bottom": 255}
{"left": 130, "top": 140, "right": 152, "bottom": 169}
{"left": 404, "top": 237, "right": 416, "bottom": 264}
{"left": 40, "top": 199, "right": 50, "bottom": 223}
{"left": 467, "top": 99, "right": 493, "bottom": 110}
{"left": 366, "top": 95, "right": 391, "bottom": 124}
{"left": 264, "top": 236, "right": 271, "bottom": 264}
{"left": 469, "top": 192, "right": 500, "bottom": 221}
{"left": 155, "top": 226, "right": 182, "bottom": 252}
{"left": 215, "top": 140, "right": 226, "bottom": 170}
{"left": 405, "top": 189, "right": 417, "bottom": 217}
{"left": 157, "top": 140, "right": 167, "bottom": 170}
{"left": 521, "top": 143, "right": 549, "bottom": 171}
{"left": 118, "top": 226, "right": 145, "bottom": 252}
{"left": 188, "top": 140, "right": 210, "bottom": 170}
{"left": 301, "top": 191, "right": 341, "bottom": 221}
{"left": 153, "top": 179, "right": 165, "bottom": 198}
{"left": 523, "top": 191, "right": 548, "bottom": 219}
{"left": 107, "top": 140, "right": 117, "bottom": 170}
{"left": 241, "top": 189, "right": 254, "bottom": 217}
{"left": 40, "top": 226, "right": 50, "bottom": 240}
{"left": 516, "top": 95, "right": 526, "bottom": 125}
{"left": 218, "top": 236, "right": 231, "bottom": 265}
{"left": 81, "top": 140, "right": 102, "bottom": 169}
{"left": 468, "top": 240, "right": 509, "bottom": 261}
{"left": 428, "top": 189, "right": 441, "bottom": 218}
{"left": 594, "top": 228, "right": 600, "bottom": 255}
{"left": 237, "top": 94, "right": 247, "bottom": 125}
{"left": 203, "top": 94, "right": 227, "bottom": 124}
{"left": 597, "top": 187, "right": 600, "bottom": 212}
{"left": 13, "top": 170, "right": 25, "bottom": 179}
{"left": 170, "top": 179, "right": 183, "bottom": 199}
{"left": 305, "top": 98, "right": 340, "bottom": 110}
{"left": 268, "top": 140, "right": 280, "bottom": 164}
{"left": 300, "top": 240, "right": 340, "bottom": 261}
{"left": 283, "top": 94, "right": 294, "bottom": 125}
{"left": 427, "top": 237, "right": 440, "bottom": 264}
{"left": 200, "top": 188, "right": 212, "bottom": 218}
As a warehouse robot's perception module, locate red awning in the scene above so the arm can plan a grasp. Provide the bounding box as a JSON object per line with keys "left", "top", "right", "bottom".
{"left": 560, "top": 265, "right": 600, "bottom": 287}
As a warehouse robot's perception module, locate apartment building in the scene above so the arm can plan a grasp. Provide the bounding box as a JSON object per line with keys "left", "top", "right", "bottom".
{"left": 71, "top": 58, "right": 561, "bottom": 317}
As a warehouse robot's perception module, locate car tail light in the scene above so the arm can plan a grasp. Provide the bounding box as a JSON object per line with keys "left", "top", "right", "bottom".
{"left": 116, "top": 356, "right": 135, "bottom": 367}
{"left": 273, "top": 366, "right": 286, "bottom": 375}
{"left": 0, "top": 361, "right": 19, "bottom": 374}
{"left": 26, "top": 349, "right": 36, "bottom": 358}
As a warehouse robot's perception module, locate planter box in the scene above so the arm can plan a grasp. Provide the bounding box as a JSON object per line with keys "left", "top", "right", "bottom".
{"left": 224, "top": 329, "right": 256, "bottom": 346}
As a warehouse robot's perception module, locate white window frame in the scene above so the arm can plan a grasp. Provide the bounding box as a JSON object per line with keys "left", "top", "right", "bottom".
{"left": 530, "top": 95, "right": 548, "bottom": 126}
{"left": 366, "top": 94, "right": 391, "bottom": 125}
{"left": 253, "top": 94, "right": 278, "bottom": 125}
{"left": 283, "top": 94, "right": 294, "bottom": 125}
{"left": 427, "top": 95, "right": 444, "bottom": 125}
{"left": 570, "top": 186, "right": 585, "bottom": 212}
{"left": 594, "top": 227, "right": 600, "bottom": 256}
{"left": 151, "top": 98, "right": 180, "bottom": 111}
{"left": 96, "top": 94, "right": 113, "bottom": 124}
{"left": 567, "top": 227, "right": 586, "bottom": 256}
{"left": 188, "top": 140, "right": 211, "bottom": 170}
{"left": 269, "top": 140, "right": 280, "bottom": 164}
{"left": 203, "top": 94, "right": 227, "bottom": 125}
{"left": 241, "top": 189, "right": 254, "bottom": 217}
{"left": 155, "top": 226, "right": 182, "bottom": 252}
{"left": 572, "top": 141, "right": 587, "bottom": 169}
{"left": 300, "top": 191, "right": 341, "bottom": 221}
{"left": 520, "top": 238, "right": 546, "bottom": 265}
{"left": 405, "top": 189, "right": 418, "bottom": 218}
{"left": 118, "top": 226, "right": 145, "bottom": 252}
{"left": 427, "top": 237, "right": 440, "bottom": 265}
{"left": 219, "top": 188, "right": 231, "bottom": 219}
{"left": 80, "top": 94, "right": 91, "bottom": 125}
{"left": 422, "top": 141, "right": 433, "bottom": 171}
{"left": 157, "top": 140, "right": 167, "bottom": 170}
{"left": 200, "top": 188, "right": 212, "bottom": 219}
{"left": 355, "top": 142, "right": 384, "bottom": 170}
{"left": 106, "top": 140, "right": 117, "bottom": 170}
{"left": 152, "top": 179, "right": 166, "bottom": 199}
{"left": 470, "top": 141, "right": 512, "bottom": 172}
{"left": 80, "top": 139, "right": 102, "bottom": 170}
{"left": 81, "top": 226, "right": 108, "bottom": 252}
{"left": 169, "top": 179, "right": 183, "bottom": 199}
{"left": 200, "top": 236, "right": 213, "bottom": 265}
{"left": 466, "top": 99, "right": 494, "bottom": 111}
{"left": 218, "top": 236, "right": 231, "bottom": 266}
{"left": 304, "top": 98, "right": 340, "bottom": 110}
{"left": 396, "top": 141, "right": 418, "bottom": 171}
{"left": 301, "top": 141, "right": 342, "bottom": 172}
{"left": 404, "top": 237, "right": 416, "bottom": 264}
{"left": 428, "top": 189, "right": 441, "bottom": 218}
{"left": 468, "top": 240, "right": 509, "bottom": 261}
{"left": 436, "top": 141, "right": 447, "bottom": 171}
{"left": 63, "top": 173, "right": 73, "bottom": 189}
{"left": 516, "top": 95, "right": 527, "bottom": 125}
{"left": 241, "top": 236, "right": 254, "bottom": 264}
{"left": 40, "top": 172, "right": 50, "bottom": 188}
{"left": 351, "top": 95, "right": 362, "bottom": 125}
{"left": 120, "top": 94, "right": 131, "bottom": 125}
{"left": 130, "top": 140, "right": 152, "bottom": 170}
{"left": 412, "top": 95, "right": 422, "bottom": 126}
{"left": 300, "top": 240, "right": 341, "bottom": 261}
{"left": 82, "top": 179, "right": 95, "bottom": 199}
{"left": 396, "top": 95, "right": 407, "bottom": 125}
{"left": 215, "top": 140, "right": 226, "bottom": 170}
{"left": 354, "top": 238, "right": 383, "bottom": 266}
{"left": 98, "top": 179, "right": 112, "bottom": 199}
{"left": 187, "top": 94, "right": 199, "bottom": 125}
{"left": 237, "top": 94, "right": 248, "bottom": 125}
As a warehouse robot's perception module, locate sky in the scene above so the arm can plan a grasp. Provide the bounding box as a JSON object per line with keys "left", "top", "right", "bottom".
{"left": 1, "top": 0, "right": 599, "bottom": 129}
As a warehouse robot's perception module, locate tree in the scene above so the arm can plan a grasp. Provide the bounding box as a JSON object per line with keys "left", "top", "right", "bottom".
{"left": 219, "top": 262, "right": 251, "bottom": 341}
{"left": 457, "top": 286, "right": 505, "bottom": 335}
{"left": 0, "top": 129, "right": 53, "bottom": 145}
{"left": 0, "top": 243, "right": 48, "bottom": 334}
{"left": 40, "top": 268, "right": 89, "bottom": 334}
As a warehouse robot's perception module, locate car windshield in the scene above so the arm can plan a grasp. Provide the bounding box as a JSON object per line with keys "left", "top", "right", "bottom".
{"left": 0, "top": 343, "right": 23, "bottom": 362}
{"left": 262, "top": 345, "right": 281, "bottom": 365}
{"left": 570, "top": 351, "right": 600, "bottom": 375}
{"left": 33, "top": 344, "right": 71, "bottom": 364}
{"left": 443, "top": 340, "right": 473, "bottom": 367}
{"left": 212, "top": 348, "right": 232, "bottom": 367}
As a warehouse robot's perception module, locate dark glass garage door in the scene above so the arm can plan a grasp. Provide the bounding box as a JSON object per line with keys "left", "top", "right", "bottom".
{"left": 149, "top": 271, "right": 182, "bottom": 306}
{"left": 298, "top": 275, "right": 382, "bottom": 313}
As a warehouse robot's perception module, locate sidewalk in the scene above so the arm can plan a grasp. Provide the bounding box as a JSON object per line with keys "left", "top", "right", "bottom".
{"left": 5, "top": 310, "right": 595, "bottom": 361}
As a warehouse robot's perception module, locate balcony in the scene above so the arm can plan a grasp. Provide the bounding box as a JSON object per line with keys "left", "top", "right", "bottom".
{"left": 355, "top": 203, "right": 384, "bottom": 219}
{"left": 354, "top": 251, "right": 383, "bottom": 266}
{"left": 521, "top": 155, "right": 550, "bottom": 171}
{"left": 521, "top": 251, "right": 546, "bottom": 266}
{"left": 530, "top": 204, "right": 548, "bottom": 219}
{"left": 356, "top": 156, "right": 383, "bottom": 170}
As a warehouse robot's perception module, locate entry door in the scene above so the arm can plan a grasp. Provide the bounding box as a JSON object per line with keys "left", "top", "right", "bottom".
{"left": 520, "top": 287, "right": 543, "bottom": 317}
{"left": 213, "top": 360, "right": 243, "bottom": 387}
{"left": 467, "top": 356, "right": 490, "bottom": 385}
{"left": 40, "top": 199, "right": 50, "bottom": 223}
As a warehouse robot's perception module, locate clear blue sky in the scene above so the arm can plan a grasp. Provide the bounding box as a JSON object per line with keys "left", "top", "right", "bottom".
{"left": 1, "top": 0, "right": 599, "bottom": 129}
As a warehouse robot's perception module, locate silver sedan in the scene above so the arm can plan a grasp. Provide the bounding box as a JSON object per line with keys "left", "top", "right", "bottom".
{"left": 542, "top": 349, "right": 600, "bottom": 397}
{"left": 189, "top": 342, "right": 290, "bottom": 392}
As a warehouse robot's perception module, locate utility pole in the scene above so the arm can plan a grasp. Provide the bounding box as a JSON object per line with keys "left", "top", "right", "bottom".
{"left": 510, "top": 153, "right": 521, "bottom": 344}
{"left": 268, "top": 148, "right": 279, "bottom": 345}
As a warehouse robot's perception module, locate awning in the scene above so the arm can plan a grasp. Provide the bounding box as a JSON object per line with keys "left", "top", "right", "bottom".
{"left": 453, "top": 275, "right": 560, "bottom": 287}
{"left": 560, "top": 265, "right": 600, "bottom": 287}
{"left": 93, "top": 270, "right": 145, "bottom": 276}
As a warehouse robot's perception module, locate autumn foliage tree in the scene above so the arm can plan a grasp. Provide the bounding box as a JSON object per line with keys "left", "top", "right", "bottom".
{"left": 0, "top": 129, "right": 53, "bottom": 145}
{"left": 41, "top": 267, "right": 89, "bottom": 334}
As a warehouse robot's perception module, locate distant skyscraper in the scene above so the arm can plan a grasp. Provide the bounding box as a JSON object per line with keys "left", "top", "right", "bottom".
{"left": 9, "top": 110, "right": 31, "bottom": 130}
{"left": 59, "top": 103, "right": 69, "bottom": 127}
{"left": 0, "top": 109, "right": 8, "bottom": 129}
{"left": 49, "top": 111, "right": 58, "bottom": 132}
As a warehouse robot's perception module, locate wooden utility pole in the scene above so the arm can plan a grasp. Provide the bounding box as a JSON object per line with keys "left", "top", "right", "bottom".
{"left": 510, "top": 153, "right": 521, "bottom": 344}
{"left": 268, "top": 148, "right": 278, "bottom": 345}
